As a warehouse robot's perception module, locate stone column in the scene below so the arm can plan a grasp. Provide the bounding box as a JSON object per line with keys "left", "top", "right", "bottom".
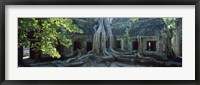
{"left": 127, "top": 37, "right": 132, "bottom": 51}
{"left": 137, "top": 35, "right": 142, "bottom": 54}
{"left": 82, "top": 41, "right": 87, "bottom": 53}
{"left": 121, "top": 39, "right": 124, "bottom": 51}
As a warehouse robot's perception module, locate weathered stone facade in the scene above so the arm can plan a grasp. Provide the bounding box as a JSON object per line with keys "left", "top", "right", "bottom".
{"left": 23, "top": 18, "right": 168, "bottom": 59}
{"left": 63, "top": 18, "right": 168, "bottom": 58}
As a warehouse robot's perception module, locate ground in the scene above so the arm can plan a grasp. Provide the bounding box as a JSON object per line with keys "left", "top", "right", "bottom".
{"left": 19, "top": 55, "right": 182, "bottom": 67}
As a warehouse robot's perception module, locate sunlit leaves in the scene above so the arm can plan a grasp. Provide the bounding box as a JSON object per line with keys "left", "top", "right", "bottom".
{"left": 18, "top": 18, "right": 83, "bottom": 58}
{"left": 131, "top": 18, "right": 139, "bottom": 22}
{"left": 162, "top": 18, "right": 178, "bottom": 49}
{"left": 163, "top": 18, "right": 176, "bottom": 29}
{"left": 40, "top": 41, "right": 61, "bottom": 58}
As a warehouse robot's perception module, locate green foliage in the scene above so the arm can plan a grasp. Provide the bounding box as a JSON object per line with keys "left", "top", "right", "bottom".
{"left": 131, "top": 18, "right": 139, "bottom": 22}
{"left": 18, "top": 18, "right": 83, "bottom": 58}
{"left": 163, "top": 18, "right": 181, "bottom": 49}
{"left": 163, "top": 18, "right": 176, "bottom": 29}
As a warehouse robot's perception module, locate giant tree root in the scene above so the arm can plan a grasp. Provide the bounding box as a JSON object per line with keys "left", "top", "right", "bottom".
{"left": 67, "top": 50, "right": 138, "bottom": 66}
{"left": 50, "top": 60, "right": 84, "bottom": 67}
{"left": 101, "top": 56, "right": 114, "bottom": 62}
{"left": 65, "top": 47, "right": 178, "bottom": 67}
{"left": 115, "top": 56, "right": 181, "bottom": 67}
{"left": 66, "top": 48, "right": 86, "bottom": 63}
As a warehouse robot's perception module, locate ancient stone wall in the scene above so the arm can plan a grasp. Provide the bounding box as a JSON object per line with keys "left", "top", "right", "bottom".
{"left": 141, "top": 36, "right": 160, "bottom": 56}
{"left": 115, "top": 36, "right": 162, "bottom": 56}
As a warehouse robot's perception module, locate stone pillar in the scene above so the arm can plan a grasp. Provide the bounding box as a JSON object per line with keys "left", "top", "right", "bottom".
{"left": 137, "top": 35, "right": 142, "bottom": 54}
{"left": 124, "top": 37, "right": 128, "bottom": 50}
{"left": 127, "top": 37, "right": 132, "bottom": 51}
{"left": 65, "top": 45, "right": 73, "bottom": 56}
{"left": 82, "top": 41, "right": 87, "bottom": 53}
{"left": 121, "top": 39, "right": 124, "bottom": 51}
{"left": 82, "top": 41, "right": 87, "bottom": 50}
{"left": 62, "top": 46, "right": 67, "bottom": 58}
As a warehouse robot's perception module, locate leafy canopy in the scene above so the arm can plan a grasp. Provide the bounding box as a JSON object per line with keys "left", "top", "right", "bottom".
{"left": 163, "top": 18, "right": 176, "bottom": 29}
{"left": 18, "top": 18, "right": 83, "bottom": 58}
{"left": 131, "top": 18, "right": 139, "bottom": 22}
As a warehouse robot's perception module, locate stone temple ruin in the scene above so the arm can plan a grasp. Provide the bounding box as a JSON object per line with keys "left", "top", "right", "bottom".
{"left": 19, "top": 18, "right": 182, "bottom": 67}
{"left": 63, "top": 18, "right": 170, "bottom": 59}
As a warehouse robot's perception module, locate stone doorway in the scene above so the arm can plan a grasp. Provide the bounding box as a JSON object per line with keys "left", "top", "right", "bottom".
{"left": 115, "top": 40, "right": 121, "bottom": 49}
{"left": 132, "top": 41, "right": 138, "bottom": 50}
{"left": 87, "top": 42, "right": 92, "bottom": 52}
{"left": 73, "top": 41, "right": 81, "bottom": 51}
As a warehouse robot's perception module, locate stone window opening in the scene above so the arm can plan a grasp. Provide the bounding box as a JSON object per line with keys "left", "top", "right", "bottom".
{"left": 115, "top": 40, "right": 121, "bottom": 49}
{"left": 106, "top": 41, "right": 109, "bottom": 48}
{"left": 73, "top": 41, "right": 82, "bottom": 51}
{"left": 146, "top": 41, "right": 156, "bottom": 51}
{"left": 87, "top": 42, "right": 93, "bottom": 52}
{"left": 132, "top": 41, "right": 138, "bottom": 50}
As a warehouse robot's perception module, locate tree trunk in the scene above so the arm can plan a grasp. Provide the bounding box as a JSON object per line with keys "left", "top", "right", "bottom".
{"left": 92, "top": 18, "right": 130, "bottom": 55}
{"left": 92, "top": 18, "right": 108, "bottom": 55}
{"left": 124, "top": 28, "right": 132, "bottom": 51}
{"left": 103, "top": 18, "right": 118, "bottom": 53}
{"left": 30, "top": 41, "right": 41, "bottom": 59}
{"left": 173, "top": 18, "right": 182, "bottom": 58}
{"left": 69, "top": 18, "right": 139, "bottom": 64}
{"left": 90, "top": 18, "right": 120, "bottom": 60}
{"left": 137, "top": 35, "right": 142, "bottom": 57}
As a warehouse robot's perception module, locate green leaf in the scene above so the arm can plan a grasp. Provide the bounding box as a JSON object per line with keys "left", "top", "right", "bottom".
{"left": 18, "top": 18, "right": 83, "bottom": 58}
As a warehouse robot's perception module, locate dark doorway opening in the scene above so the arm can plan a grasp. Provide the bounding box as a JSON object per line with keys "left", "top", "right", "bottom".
{"left": 87, "top": 42, "right": 93, "bottom": 52}
{"left": 74, "top": 41, "right": 81, "bottom": 51}
{"left": 132, "top": 41, "right": 138, "bottom": 50}
{"left": 146, "top": 41, "right": 156, "bottom": 51}
{"left": 115, "top": 40, "right": 121, "bottom": 49}
{"left": 106, "top": 41, "right": 109, "bottom": 48}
